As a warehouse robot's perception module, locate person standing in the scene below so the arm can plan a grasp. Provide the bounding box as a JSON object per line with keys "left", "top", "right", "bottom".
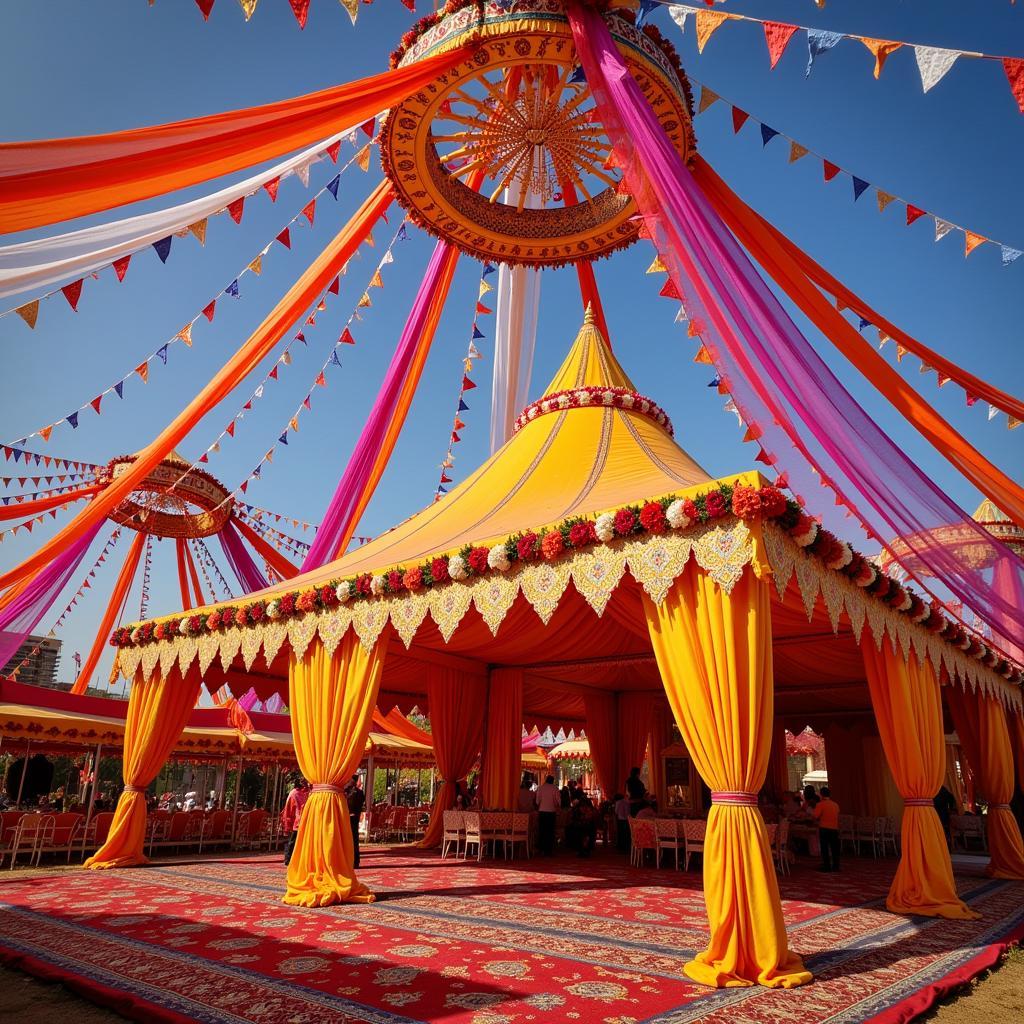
{"left": 280, "top": 775, "right": 310, "bottom": 867}
{"left": 625, "top": 767, "right": 646, "bottom": 816}
{"left": 813, "top": 786, "right": 841, "bottom": 872}
{"left": 535, "top": 774, "right": 561, "bottom": 855}
{"left": 345, "top": 774, "right": 366, "bottom": 869}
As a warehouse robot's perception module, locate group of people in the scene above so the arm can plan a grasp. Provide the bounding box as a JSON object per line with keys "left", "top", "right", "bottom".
{"left": 528, "top": 774, "right": 601, "bottom": 856}
{"left": 776, "top": 785, "right": 842, "bottom": 872}
{"left": 280, "top": 773, "right": 365, "bottom": 868}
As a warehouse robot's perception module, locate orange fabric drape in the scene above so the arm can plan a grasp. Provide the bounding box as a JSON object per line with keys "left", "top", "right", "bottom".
{"left": 70, "top": 531, "right": 146, "bottom": 695}
{"left": 336, "top": 242, "right": 462, "bottom": 558}
{"left": 482, "top": 667, "right": 523, "bottom": 811}
{"left": 231, "top": 514, "right": 299, "bottom": 582}
{"left": 285, "top": 629, "right": 388, "bottom": 907}
{"left": 646, "top": 702, "right": 673, "bottom": 807}
{"left": 0, "top": 47, "right": 470, "bottom": 234}
{"left": 1011, "top": 713, "right": 1024, "bottom": 791}
{"left": 861, "top": 643, "right": 976, "bottom": 918}
{"left": 695, "top": 157, "right": 1024, "bottom": 529}
{"left": 616, "top": 692, "right": 657, "bottom": 796}
{"left": 175, "top": 538, "right": 194, "bottom": 611}
{"left": 182, "top": 540, "right": 206, "bottom": 608}
{"left": 0, "top": 484, "right": 102, "bottom": 522}
{"left": 583, "top": 691, "right": 617, "bottom": 797}
{"left": 85, "top": 665, "right": 202, "bottom": 868}
{"left": 0, "top": 184, "right": 389, "bottom": 596}
{"left": 947, "top": 685, "right": 1024, "bottom": 878}
{"left": 418, "top": 667, "right": 486, "bottom": 848}
{"left": 644, "top": 564, "right": 810, "bottom": 988}
{"left": 373, "top": 706, "right": 432, "bottom": 746}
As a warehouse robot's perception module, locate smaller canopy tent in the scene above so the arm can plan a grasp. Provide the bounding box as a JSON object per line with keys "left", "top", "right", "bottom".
{"left": 548, "top": 737, "right": 591, "bottom": 762}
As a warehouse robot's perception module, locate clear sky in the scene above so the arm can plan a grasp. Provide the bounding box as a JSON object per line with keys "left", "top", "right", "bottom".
{"left": 1, "top": 1, "right": 1021, "bottom": 689}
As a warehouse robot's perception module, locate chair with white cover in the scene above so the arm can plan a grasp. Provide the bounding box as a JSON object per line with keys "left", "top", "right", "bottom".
{"left": 463, "top": 811, "right": 482, "bottom": 861}
{"left": 683, "top": 819, "right": 706, "bottom": 872}
{"left": 441, "top": 810, "right": 464, "bottom": 859}
{"left": 655, "top": 817, "right": 683, "bottom": 869}
{"left": 629, "top": 817, "right": 658, "bottom": 868}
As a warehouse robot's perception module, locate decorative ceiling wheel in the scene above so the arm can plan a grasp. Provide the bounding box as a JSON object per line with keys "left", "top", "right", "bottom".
{"left": 103, "top": 454, "right": 233, "bottom": 539}
{"left": 381, "top": 1, "right": 695, "bottom": 267}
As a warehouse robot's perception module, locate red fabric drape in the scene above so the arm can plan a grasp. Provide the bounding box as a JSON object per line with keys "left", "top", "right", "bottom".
{"left": 0, "top": 47, "right": 470, "bottom": 233}
{"left": 231, "top": 515, "right": 299, "bottom": 583}
{"left": 175, "top": 538, "right": 193, "bottom": 611}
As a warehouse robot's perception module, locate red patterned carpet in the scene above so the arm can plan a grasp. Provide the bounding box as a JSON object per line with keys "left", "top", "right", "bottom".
{"left": 1, "top": 846, "right": 1022, "bottom": 1024}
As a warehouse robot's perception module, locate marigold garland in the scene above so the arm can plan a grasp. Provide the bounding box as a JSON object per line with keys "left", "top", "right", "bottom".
{"left": 109, "top": 481, "right": 1023, "bottom": 686}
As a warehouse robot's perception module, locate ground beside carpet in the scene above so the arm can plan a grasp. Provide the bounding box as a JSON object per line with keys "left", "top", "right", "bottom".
{"left": 0, "top": 848, "right": 1021, "bottom": 1024}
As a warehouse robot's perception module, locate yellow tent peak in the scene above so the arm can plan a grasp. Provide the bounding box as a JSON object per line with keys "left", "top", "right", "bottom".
{"left": 543, "top": 310, "right": 637, "bottom": 395}
{"left": 973, "top": 498, "right": 1008, "bottom": 524}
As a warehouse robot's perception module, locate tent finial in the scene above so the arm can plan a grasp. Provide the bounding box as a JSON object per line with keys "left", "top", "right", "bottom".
{"left": 583, "top": 302, "right": 596, "bottom": 327}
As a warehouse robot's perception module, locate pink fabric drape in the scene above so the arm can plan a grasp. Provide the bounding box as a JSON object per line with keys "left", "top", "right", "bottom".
{"left": 567, "top": 2, "right": 1024, "bottom": 660}
{"left": 303, "top": 240, "right": 457, "bottom": 568}
{"left": 219, "top": 517, "right": 269, "bottom": 596}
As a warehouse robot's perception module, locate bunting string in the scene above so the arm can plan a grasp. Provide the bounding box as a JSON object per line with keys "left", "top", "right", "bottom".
{"left": 237, "top": 499, "right": 317, "bottom": 536}
{"left": 1, "top": 472, "right": 96, "bottom": 490}
{"left": 433, "top": 261, "right": 493, "bottom": 500}
{"left": 1, "top": 446, "right": 101, "bottom": 472}
{"left": 0, "top": 119, "right": 376, "bottom": 311}
{"left": 0, "top": 497, "right": 97, "bottom": 543}
{"left": 661, "top": 2, "right": 1024, "bottom": 113}
{"left": 192, "top": 537, "right": 235, "bottom": 600}
{"left": 237, "top": 512, "right": 311, "bottom": 559}
{"left": 183, "top": 0, "right": 380, "bottom": 30}
{"left": 5, "top": 143, "right": 376, "bottom": 448}
{"left": 138, "top": 534, "right": 152, "bottom": 620}
{"left": 690, "top": 79, "right": 1023, "bottom": 268}
{"left": 0, "top": 479, "right": 99, "bottom": 505}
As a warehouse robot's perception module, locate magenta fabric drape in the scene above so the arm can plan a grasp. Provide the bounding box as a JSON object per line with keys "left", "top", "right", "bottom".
{"left": 0, "top": 521, "right": 103, "bottom": 669}
{"left": 567, "top": 2, "right": 1024, "bottom": 660}
{"left": 219, "top": 517, "right": 270, "bottom": 596}
{"left": 303, "top": 240, "right": 455, "bottom": 569}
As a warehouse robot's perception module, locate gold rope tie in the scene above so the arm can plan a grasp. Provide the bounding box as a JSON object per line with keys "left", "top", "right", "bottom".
{"left": 710, "top": 791, "right": 759, "bottom": 807}
{"left": 903, "top": 797, "right": 934, "bottom": 807}
{"left": 311, "top": 784, "right": 345, "bottom": 795}
{"left": 123, "top": 785, "right": 147, "bottom": 794}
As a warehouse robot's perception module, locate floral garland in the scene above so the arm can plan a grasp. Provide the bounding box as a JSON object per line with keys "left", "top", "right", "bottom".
{"left": 108, "top": 481, "right": 1023, "bottom": 687}
{"left": 513, "top": 386, "right": 674, "bottom": 437}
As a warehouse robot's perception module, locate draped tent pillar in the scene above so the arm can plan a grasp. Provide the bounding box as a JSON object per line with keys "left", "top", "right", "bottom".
{"left": 861, "top": 643, "right": 977, "bottom": 918}
{"left": 644, "top": 562, "right": 810, "bottom": 988}
{"left": 481, "top": 668, "right": 523, "bottom": 810}
{"left": 582, "top": 691, "right": 617, "bottom": 798}
{"left": 285, "top": 629, "right": 389, "bottom": 906}
{"left": 85, "top": 665, "right": 202, "bottom": 868}
{"left": 418, "top": 666, "right": 486, "bottom": 848}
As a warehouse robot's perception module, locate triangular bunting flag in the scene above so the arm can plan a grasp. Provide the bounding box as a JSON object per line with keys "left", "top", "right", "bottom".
{"left": 1003, "top": 58, "right": 1024, "bottom": 114}
{"left": 340, "top": 0, "right": 358, "bottom": 25}
{"left": 731, "top": 107, "right": 749, "bottom": 134}
{"left": 263, "top": 177, "right": 280, "bottom": 203}
{"left": 914, "top": 46, "right": 959, "bottom": 93}
{"left": 238, "top": 0, "right": 258, "bottom": 21}
{"left": 327, "top": 173, "right": 341, "bottom": 200}
{"left": 370, "top": 270, "right": 384, "bottom": 288}
{"left": 698, "top": 85, "right": 719, "bottom": 113}
{"left": 177, "top": 323, "right": 193, "bottom": 347}
{"left": 906, "top": 205, "right": 926, "bottom": 226}
{"left": 202, "top": 300, "right": 217, "bottom": 322}
{"left": 822, "top": 160, "right": 841, "bottom": 182}
{"left": 302, "top": 199, "right": 316, "bottom": 226}
{"left": 227, "top": 197, "right": 245, "bottom": 224}
{"left": 225, "top": 278, "right": 240, "bottom": 298}
{"left": 289, "top": 0, "right": 309, "bottom": 29}
{"left": 788, "top": 140, "right": 809, "bottom": 163}
{"left": 806, "top": 29, "right": 843, "bottom": 77}
{"left": 859, "top": 38, "right": 902, "bottom": 79}
{"left": 458, "top": 398, "right": 469, "bottom": 412}
{"left": 964, "top": 230, "right": 987, "bottom": 257}
{"left": 472, "top": 324, "right": 485, "bottom": 340}
{"left": 90, "top": 395, "right": 102, "bottom": 415}
{"left": 340, "top": 327, "right": 355, "bottom": 345}
{"left": 763, "top": 22, "right": 799, "bottom": 70}
{"left": 15, "top": 300, "right": 39, "bottom": 329}
{"left": 188, "top": 219, "right": 208, "bottom": 245}
{"left": 277, "top": 227, "right": 291, "bottom": 249}
{"left": 356, "top": 144, "right": 371, "bottom": 172}
{"left": 876, "top": 190, "right": 896, "bottom": 213}
{"left": 328, "top": 276, "right": 340, "bottom": 295}
{"left": 358, "top": 293, "right": 371, "bottom": 308}
{"left": 760, "top": 124, "right": 780, "bottom": 146}
{"left": 268, "top": 365, "right": 279, "bottom": 381}
{"left": 462, "top": 375, "right": 476, "bottom": 391}
{"left": 157, "top": 344, "right": 169, "bottom": 363}
{"left": 195, "top": 0, "right": 215, "bottom": 21}
{"left": 113, "top": 382, "right": 123, "bottom": 400}
{"left": 695, "top": 10, "right": 734, "bottom": 54}
{"left": 113, "top": 255, "right": 131, "bottom": 282}
{"left": 479, "top": 278, "right": 493, "bottom": 295}
{"left": 646, "top": 255, "right": 667, "bottom": 274}
{"left": 295, "top": 162, "right": 310, "bottom": 188}
{"left": 934, "top": 218, "right": 954, "bottom": 242}
{"left": 475, "top": 301, "right": 492, "bottom": 315}
{"left": 693, "top": 346, "right": 714, "bottom": 365}
{"left": 482, "top": 262, "right": 496, "bottom": 276}
{"left": 360, "top": 117, "right": 375, "bottom": 138}
{"left": 1001, "top": 245, "right": 1023, "bottom": 267}
{"left": 330, "top": 349, "right": 342, "bottom": 366}
{"left": 326, "top": 140, "right": 341, "bottom": 163}
{"left": 851, "top": 176, "right": 870, "bottom": 201}
{"left": 135, "top": 363, "right": 149, "bottom": 384}
{"left": 248, "top": 255, "right": 263, "bottom": 275}
{"left": 659, "top": 278, "right": 682, "bottom": 300}
{"left": 315, "top": 371, "right": 326, "bottom": 387}
{"left": 61, "top": 279, "right": 84, "bottom": 311}
{"left": 152, "top": 236, "right": 172, "bottom": 263}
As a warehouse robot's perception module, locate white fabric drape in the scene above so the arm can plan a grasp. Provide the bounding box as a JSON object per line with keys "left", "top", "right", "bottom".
{"left": 0, "top": 125, "right": 364, "bottom": 301}
{"left": 489, "top": 181, "right": 541, "bottom": 453}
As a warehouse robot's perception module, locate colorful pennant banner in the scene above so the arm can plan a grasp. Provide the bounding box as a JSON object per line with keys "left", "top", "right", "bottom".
{"left": 0, "top": 479, "right": 99, "bottom": 505}
{"left": 238, "top": 500, "right": 317, "bottom": 539}
{"left": 192, "top": 537, "right": 235, "bottom": 600}
{"left": 665, "top": 2, "right": 1024, "bottom": 113}
{"left": 5, "top": 144, "right": 374, "bottom": 449}
{"left": 1, "top": 471, "right": 94, "bottom": 489}
{"left": 433, "top": 262, "right": 494, "bottom": 500}
{"left": 1, "top": 447, "right": 101, "bottom": 472}
{"left": 690, "top": 80, "right": 1023, "bottom": 269}
{"left": 237, "top": 510, "right": 311, "bottom": 558}
{"left": 182, "top": 0, "right": 384, "bottom": 29}
{"left": 138, "top": 534, "right": 153, "bottom": 620}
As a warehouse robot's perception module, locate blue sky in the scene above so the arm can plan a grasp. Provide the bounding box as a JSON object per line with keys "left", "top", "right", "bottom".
{"left": 1, "top": 1, "right": 1021, "bottom": 688}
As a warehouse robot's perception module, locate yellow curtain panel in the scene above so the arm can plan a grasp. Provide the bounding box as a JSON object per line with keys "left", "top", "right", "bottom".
{"left": 86, "top": 666, "right": 202, "bottom": 869}
{"left": 644, "top": 564, "right": 810, "bottom": 989}
{"left": 284, "top": 629, "right": 388, "bottom": 907}
{"left": 861, "top": 644, "right": 977, "bottom": 918}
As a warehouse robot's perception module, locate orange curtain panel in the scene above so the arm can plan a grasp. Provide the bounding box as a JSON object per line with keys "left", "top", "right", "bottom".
{"left": 482, "top": 667, "right": 523, "bottom": 811}
{"left": 0, "top": 46, "right": 470, "bottom": 233}
{"left": 175, "top": 538, "right": 194, "bottom": 611}
{"left": 85, "top": 665, "right": 202, "bottom": 868}
{"left": 0, "top": 483, "right": 102, "bottom": 521}
{"left": 285, "top": 629, "right": 388, "bottom": 907}
{"left": 694, "top": 157, "right": 1024, "bottom": 529}
{"left": 418, "top": 667, "right": 486, "bottom": 848}
{"left": 644, "top": 564, "right": 810, "bottom": 989}
{"left": 616, "top": 692, "right": 657, "bottom": 796}
{"left": 182, "top": 539, "right": 206, "bottom": 608}
{"left": 0, "top": 183, "right": 390, "bottom": 598}
{"left": 583, "top": 691, "right": 617, "bottom": 798}
{"left": 1011, "top": 713, "right": 1024, "bottom": 791}
{"left": 232, "top": 514, "right": 299, "bottom": 582}
{"left": 70, "top": 531, "right": 146, "bottom": 695}
{"left": 861, "top": 644, "right": 977, "bottom": 918}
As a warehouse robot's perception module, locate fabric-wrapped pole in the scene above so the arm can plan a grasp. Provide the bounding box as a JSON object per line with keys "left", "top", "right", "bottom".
{"left": 70, "top": 530, "right": 146, "bottom": 695}
{"left": 285, "top": 629, "right": 388, "bottom": 907}
{"left": 583, "top": 691, "right": 617, "bottom": 798}
{"left": 85, "top": 665, "right": 202, "bottom": 868}
{"left": 418, "top": 667, "right": 486, "bottom": 848}
{"left": 644, "top": 562, "right": 810, "bottom": 988}
{"left": 481, "top": 668, "right": 523, "bottom": 811}
{"left": 861, "top": 643, "right": 977, "bottom": 918}
{"left": 0, "top": 47, "right": 470, "bottom": 234}
{"left": 0, "top": 182, "right": 388, "bottom": 597}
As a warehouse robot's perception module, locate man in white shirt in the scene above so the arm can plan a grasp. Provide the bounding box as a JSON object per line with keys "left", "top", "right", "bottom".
{"left": 535, "top": 775, "right": 561, "bottom": 855}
